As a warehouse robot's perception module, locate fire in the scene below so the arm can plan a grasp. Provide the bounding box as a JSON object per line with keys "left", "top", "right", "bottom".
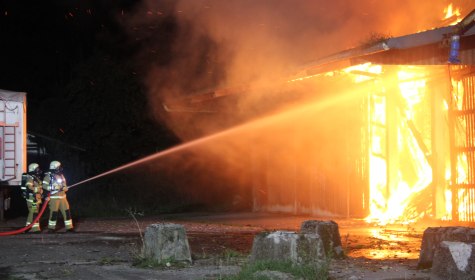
{"left": 444, "top": 4, "right": 461, "bottom": 19}
{"left": 442, "top": 3, "right": 462, "bottom": 25}
{"left": 441, "top": 75, "right": 474, "bottom": 222}
{"left": 298, "top": 61, "right": 475, "bottom": 224}
{"left": 340, "top": 63, "right": 434, "bottom": 225}
{"left": 373, "top": 68, "right": 431, "bottom": 225}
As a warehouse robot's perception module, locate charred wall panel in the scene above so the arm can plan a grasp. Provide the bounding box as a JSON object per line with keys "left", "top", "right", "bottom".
{"left": 252, "top": 76, "right": 369, "bottom": 218}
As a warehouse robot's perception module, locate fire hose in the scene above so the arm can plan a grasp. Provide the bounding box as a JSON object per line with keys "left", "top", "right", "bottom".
{"left": 0, "top": 177, "right": 91, "bottom": 236}
{"left": 0, "top": 193, "right": 51, "bottom": 236}
{"left": 0, "top": 147, "right": 165, "bottom": 236}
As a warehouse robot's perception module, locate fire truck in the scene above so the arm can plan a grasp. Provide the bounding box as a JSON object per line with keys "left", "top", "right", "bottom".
{"left": 0, "top": 89, "right": 27, "bottom": 221}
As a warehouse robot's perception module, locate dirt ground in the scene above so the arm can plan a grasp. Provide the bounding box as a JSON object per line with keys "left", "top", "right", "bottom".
{"left": 0, "top": 212, "right": 435, "bottom": 280}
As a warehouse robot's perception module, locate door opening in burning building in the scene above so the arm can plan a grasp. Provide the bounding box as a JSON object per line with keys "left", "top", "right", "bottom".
{"left": 345, "top": 64, "right": 444, "bottom": 225}
{"left": 268, "top": 63, "right": 475, "bottom": 224}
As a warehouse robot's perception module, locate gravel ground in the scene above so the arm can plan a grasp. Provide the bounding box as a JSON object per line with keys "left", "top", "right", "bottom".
{"left": 0, "top": 212, "right": 433, "bottom": 279}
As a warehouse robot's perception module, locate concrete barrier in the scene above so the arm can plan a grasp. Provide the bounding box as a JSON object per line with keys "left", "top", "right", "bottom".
{"left": 250, "top": 230, "right": 326, "bottom": 265}
{"left": 300, "top": 220, "right": 344, "bottom": 258}
{"left": 431, "top": 241, "right": 475, "bottom": 280}
{"left": 418, "top": 226, "right": 475, "bottom": 269}
{"left": 143, "top": 223, "right": 192, "bottom": 263}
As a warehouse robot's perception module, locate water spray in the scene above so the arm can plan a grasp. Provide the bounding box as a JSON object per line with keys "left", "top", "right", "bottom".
{"left": 67, "top": 88, "right": 367, "bottom": 192}
{"left": 66, "top": 128, "right": 248, "bottom": 190}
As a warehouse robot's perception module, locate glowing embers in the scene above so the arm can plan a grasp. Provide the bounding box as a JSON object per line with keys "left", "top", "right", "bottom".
{"left": 366, "top": 228, "right": 420, "bottom": 260}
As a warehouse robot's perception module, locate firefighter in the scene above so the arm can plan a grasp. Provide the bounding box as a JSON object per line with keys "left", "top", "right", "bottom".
{"left": 43, "top": 160, "right": 74, "bottom": 232}
{"left": 23, "top": 163, "right": 43, "bottom": 233}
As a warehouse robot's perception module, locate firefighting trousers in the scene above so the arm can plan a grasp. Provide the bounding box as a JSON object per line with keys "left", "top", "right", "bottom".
{"left": 26, "top": 200, "right": 41, "bottom": 232}
{"left": 48, "top": 197, "right": 73, "bottom": 230}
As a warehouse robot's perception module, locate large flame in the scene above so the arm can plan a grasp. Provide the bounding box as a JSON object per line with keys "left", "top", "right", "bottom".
{"left": 293, "top": 61, "right": 474, "bottom": 224}
{"left": 372, "top": 67, "right": 431, "bottom": 225}
{"left": 342, "top": 64, "right": 435, "bottom": 225}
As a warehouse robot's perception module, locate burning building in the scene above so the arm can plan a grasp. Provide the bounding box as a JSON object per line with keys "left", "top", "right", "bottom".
{"left": 163, "top": 8, "right": 475, "bottom": 224}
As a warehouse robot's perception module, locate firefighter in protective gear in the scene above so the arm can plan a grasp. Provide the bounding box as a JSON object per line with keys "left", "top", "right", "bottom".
{"left": 43, "top": 161, "right": 74, "bottom": 232}
{"left": 24, "top": 163, "right": 43, "bottom": 232}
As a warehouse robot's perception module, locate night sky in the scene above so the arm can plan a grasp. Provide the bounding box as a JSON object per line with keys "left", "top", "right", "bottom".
{"left": 0, "top": 1, "right": 178, "bottom": 172}
{"left": 0, "top": 1, "right": 183, "bottom": 216}
{"left": 1, "top": 0, "right": 475, "bottom": 217}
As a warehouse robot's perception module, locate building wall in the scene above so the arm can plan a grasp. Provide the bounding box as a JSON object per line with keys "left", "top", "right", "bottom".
{"left": 250, "top": 76, "right": 368, "bottom": 217}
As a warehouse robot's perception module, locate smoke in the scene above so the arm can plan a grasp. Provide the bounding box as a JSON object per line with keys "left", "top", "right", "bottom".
{"left": 123, "top": 0, "right": 474, "bottom": 137}
{"left": 121, "top": 0, "right": 475, "bottom": 211}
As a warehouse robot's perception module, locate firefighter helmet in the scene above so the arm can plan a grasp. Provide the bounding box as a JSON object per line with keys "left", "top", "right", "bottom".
{"left": 28, "top": 163, "right": 40, "bottom": 173}
{"left": 49, "top": 161, "right": 62, "bottom": 171}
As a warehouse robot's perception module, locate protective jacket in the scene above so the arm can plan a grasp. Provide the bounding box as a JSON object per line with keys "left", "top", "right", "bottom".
{"left": 24, "top": 173, "right": 43, "bottom": 232}
{"left": 43, "top": 171, "right": 73, "bottom": 231}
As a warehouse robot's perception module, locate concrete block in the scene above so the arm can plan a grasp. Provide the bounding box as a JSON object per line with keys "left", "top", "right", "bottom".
{"left": 143, "top": 223, "right": 192, "bottom": 263}
{"left": 431, "top": 241, "right": 475, "bottom": 280}
{"left": 250, "top": 230, "right": 326, "bottom": 265}
{"left": 418, "top": 226, "right": 475, "bottom": 269}
{"left": 300, "top": 220, "right": 344, "bottom": 258}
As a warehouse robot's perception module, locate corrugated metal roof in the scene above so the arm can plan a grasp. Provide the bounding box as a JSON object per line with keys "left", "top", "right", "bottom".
{"left": 164, "top": 9, "right": 475, "bottom": 112}
{"left": 299, "top": 9, "right": 475, "bottom": 75}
